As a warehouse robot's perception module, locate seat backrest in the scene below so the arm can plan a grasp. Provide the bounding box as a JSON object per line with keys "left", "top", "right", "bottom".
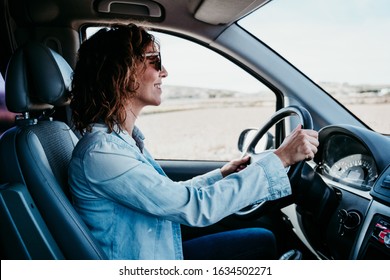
{"left": 0, "top": 42, "right": 106, "bottom": 259}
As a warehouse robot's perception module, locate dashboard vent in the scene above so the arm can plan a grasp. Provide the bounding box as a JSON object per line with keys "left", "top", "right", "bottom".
{"left": 371, "top": 166, "right": 390, "bottom": 206}
{"left": 382, "top": 175, "right": 390, "bottom": 189}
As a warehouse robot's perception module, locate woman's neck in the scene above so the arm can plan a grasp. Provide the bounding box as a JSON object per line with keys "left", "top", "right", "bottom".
{"left": 124, "top": 103, "right": 141, "bottom": 135}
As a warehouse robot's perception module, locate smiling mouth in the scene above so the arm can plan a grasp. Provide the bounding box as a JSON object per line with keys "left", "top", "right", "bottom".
{"left": 155, "top": 83, "right": 162, "bottom": 89}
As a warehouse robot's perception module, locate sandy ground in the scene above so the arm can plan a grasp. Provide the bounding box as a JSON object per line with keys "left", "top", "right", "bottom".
{"left": 137, "top": 104, "right": 389, "bottom": 161}
{"left": 347, "top": 103, "right": 390, "bottom": 133}
{"left": 138, "top": 106, "right": 274, "bottom": 160}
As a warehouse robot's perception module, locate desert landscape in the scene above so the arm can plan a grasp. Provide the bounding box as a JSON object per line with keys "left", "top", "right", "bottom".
{"left": 137, "top": 83, "right": 390, "bottom": 161}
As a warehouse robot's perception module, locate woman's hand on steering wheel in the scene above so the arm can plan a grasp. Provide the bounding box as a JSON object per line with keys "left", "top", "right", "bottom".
{"left": 221, "top": 155, "right": 251, "bottom": 177}
{"left": 273, "top": 125, "right": 319, "bottom": 168}
{"left": 234, "top": 105, "right": 319, "bottom": 217}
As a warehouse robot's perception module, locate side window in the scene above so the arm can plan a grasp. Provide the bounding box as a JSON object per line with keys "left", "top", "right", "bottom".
{"left": 137, "top": 33, "right": 276, "bottom": 161}
{"left": 0, "top": 73, "right": 15, "bottom": 135}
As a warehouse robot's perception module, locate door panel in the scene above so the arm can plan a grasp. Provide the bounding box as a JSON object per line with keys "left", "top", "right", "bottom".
{"left": 158, "top": 159, "right": 225, "bottom": 181}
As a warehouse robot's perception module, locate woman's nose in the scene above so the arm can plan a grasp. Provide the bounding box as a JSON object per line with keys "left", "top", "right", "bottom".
{"left": 160, "top": 65, "right": 168, "bottom": 77}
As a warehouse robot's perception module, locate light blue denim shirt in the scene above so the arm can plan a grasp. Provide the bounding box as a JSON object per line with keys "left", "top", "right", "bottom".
{"left": 68, "top": 124, "right": 291, "bottom": 260}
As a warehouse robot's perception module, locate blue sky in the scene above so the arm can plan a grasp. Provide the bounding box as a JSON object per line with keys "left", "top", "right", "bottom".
{"left": 239, "top": 0, "right": 390, "bottom": 85}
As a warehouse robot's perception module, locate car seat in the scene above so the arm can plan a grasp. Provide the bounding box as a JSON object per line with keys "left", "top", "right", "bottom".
{"left": 0, "top": 42, "right": 106, "bottom": 259}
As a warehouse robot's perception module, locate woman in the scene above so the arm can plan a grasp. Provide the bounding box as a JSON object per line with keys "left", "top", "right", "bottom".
{"left": 69, "top": 24, "right": 319, "bottom": 260}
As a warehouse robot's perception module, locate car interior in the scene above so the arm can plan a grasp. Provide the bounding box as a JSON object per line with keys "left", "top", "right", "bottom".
{"left": 0, "top": 0, "right": 389, "bottom": 260}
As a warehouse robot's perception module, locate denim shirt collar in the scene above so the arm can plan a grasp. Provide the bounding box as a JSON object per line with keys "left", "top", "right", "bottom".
{"left": 91, "top": 123, "right": 145, "bottom": 152}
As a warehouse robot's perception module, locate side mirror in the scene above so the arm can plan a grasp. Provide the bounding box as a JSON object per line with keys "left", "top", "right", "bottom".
{"left": 237, "top": 129, "right": 274, "bottom": 153}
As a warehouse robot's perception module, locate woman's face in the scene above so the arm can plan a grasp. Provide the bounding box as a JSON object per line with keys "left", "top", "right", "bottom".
{"left": 133, "top": 44, "right": 168, "bottom": 108}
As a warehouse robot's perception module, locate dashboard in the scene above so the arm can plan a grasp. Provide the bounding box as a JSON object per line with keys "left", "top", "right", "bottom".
{"left": 317, "top": 134, "right": 378, "bottom": 191}
{"left": 293, "top": 124, "right": 390, "bottom": 259}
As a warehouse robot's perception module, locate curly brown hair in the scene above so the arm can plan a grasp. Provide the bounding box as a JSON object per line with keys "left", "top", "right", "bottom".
{"left": 70, "top": 24, "right": 157, "bottom": 135}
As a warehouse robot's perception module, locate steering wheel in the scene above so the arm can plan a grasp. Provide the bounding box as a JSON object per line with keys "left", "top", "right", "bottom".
{"left": 235, "top": 105, "right": 313, "bottom": 217}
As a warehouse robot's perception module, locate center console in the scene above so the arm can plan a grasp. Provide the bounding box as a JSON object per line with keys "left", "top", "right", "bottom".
{"left": 353, "top": 165, "right": 390, "bottom": 259}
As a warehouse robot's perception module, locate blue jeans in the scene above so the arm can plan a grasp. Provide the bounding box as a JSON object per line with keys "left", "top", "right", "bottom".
{"left": 182, "top": 228, "right": 277, "bottom": 260}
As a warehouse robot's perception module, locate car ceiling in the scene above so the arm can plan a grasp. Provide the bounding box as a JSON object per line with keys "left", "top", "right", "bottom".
{"left": 5, "top": 0, "right": 269, "bottom": 26}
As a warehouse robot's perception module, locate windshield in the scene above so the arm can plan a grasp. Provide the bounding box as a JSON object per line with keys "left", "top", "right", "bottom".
{"left": 239, "top": 0, "right": 390, "bottom": 134}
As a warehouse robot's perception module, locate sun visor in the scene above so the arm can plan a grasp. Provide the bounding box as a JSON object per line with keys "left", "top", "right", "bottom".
{"left": 194, "top": 0, "right": 269, "bottom": 25}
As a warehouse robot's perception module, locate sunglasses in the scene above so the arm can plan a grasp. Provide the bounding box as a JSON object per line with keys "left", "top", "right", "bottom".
{"left": 143, "top": 52, "right": 162, "bottom": 71}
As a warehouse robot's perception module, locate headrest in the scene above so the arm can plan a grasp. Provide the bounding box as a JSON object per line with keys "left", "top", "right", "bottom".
{"left": 5, "top": 42, "right": 73, "bottom": 113}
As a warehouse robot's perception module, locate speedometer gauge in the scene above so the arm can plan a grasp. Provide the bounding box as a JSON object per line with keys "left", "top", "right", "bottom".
{"left": 329, "top": 154, "right": 378, "bottom": 190}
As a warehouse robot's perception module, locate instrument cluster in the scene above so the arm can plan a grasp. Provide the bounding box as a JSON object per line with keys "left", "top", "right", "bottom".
{"left": 317, "top": 134, "right": 378, "bottom": 190}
